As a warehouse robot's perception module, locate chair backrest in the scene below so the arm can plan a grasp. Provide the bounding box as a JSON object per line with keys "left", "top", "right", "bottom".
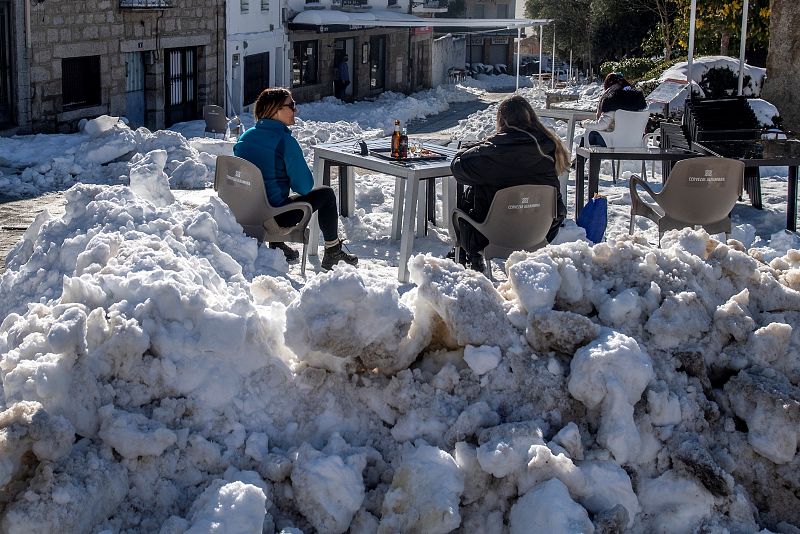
{"left": 479, "top": 184, "right": 557, "bottom": 260}
{"left": 657, "top": 157, "right": 745, "bottom": 226}
{"left": 214, "top": 155, "right": 272, "bottom": 242}
{"left": 605, "top": 110, "right": 650, "bottom": 148}
{"left": 204, "top": 105, "right": 228, "bottom": 134}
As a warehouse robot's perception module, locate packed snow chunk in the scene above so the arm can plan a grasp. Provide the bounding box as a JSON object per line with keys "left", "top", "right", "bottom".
{"left": 129, "top": 149, "right": 176, "bottom": 207}
{"left": 645, "top": 291, "right": 711, "bottom": 350}
{"left": 713, "top": 289, "right": 756, "bottom": 342}
{"left": 568, "top": 328, "right": 654, "bottom": 464}
{"left": 638, "top": 470, "right": 715, "bottom": 533}
{"left": 0, "top": 442, "right": 128, "bottom": 534}
{"left": 379, "top": 443, "right": 464, "bottom": 534}
{"left": 745, "top": 322, "right": 792, "bottom": 366}
{"left": 0, "top": 304, "right": 109, "bottom": 437}
{"left": 646, "top": 385, "right": 682, "bottom": 427}
{"left": 78, "top": 124, "right": 137, "bottom": 165}
{"left": 518, "top": 444, "right": 588, "bottom": 497}
{"left": 83, "top": 115, "right": 123, "bottom": 137}
{"left": 506, "top": 256, "right": 561, "bottom": 313}
{"left": 578, "top": 461, "right": 639, "bottom": 528}
{"left": 169, "top": 157, "right": 210, "bottom": 189}
{"left": 186, "top": 480, "right": 267, "bottom": 534}
{"left": 0, "top": 401, "right": 74, "bottom": 488}
{"left": 526, "top": 310, "right": 600, "bottom": 355}
{"left": 463, "top": 344, "right": 502, "bottom": 375}
{"left": 408, "top": 254, "right": 518, "bottom": 348}
{"left": 509, "top": 478, "right": 594, "bottom": 534}
{"left": 97, "top": 405, "right": 177, "bottom": 459}
{"left": 285, "top": 265, "right": 424, "bottom": 374}
{"left": 476, "top": 421, "right": 546, "bottom": 478}
{"left": 551, "top": 422, "right": 584, "bottom": 461}
{"left": 724, "top": 369, "right": 800, "bottom": 464}
{"left": 291, "top": 442, "right": 366, "bottom": 534}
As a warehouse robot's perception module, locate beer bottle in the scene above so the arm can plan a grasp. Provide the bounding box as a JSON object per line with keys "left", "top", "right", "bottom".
{"left": 391, "top": 119, "right": 401, "bottom": 159}
{"left": 399, "top": 127, "right": 409, "bottom": 159}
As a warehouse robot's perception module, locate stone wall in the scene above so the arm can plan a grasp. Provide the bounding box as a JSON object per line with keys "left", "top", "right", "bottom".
{"left": 762, "top": 0, "right": 800, "bottom": 132}
{"left": 23, "top": 0, "right": 223, "bottom": 132}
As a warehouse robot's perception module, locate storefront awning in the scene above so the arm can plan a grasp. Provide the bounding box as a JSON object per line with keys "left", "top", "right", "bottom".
{"left": 289, "top": 10, "right": 551, "bottom": 31}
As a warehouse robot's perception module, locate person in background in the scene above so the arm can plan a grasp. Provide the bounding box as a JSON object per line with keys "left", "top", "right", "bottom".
{"left": 334, "top": 55, "right": 350, "bottom": 100}
{"left": 580, "top": 72, "right": 647, "bottom": 146}
{"left": 449, "top": 95, "right": 568, "bottom": 272}
{"left": 233, "top": 87, "right": 358, "bottom": 270}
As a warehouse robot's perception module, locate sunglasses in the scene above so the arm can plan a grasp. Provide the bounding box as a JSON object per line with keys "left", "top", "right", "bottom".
{"left": 281, "top": 101, "right": 298, "bottom": 111}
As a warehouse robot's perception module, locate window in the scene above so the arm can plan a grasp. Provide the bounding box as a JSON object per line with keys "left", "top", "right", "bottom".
{"left": 62, "top": 56, "right": 101, "bottom": 110}
{"left": 496, "top": 3, "right": 508, "bottom": 17}
{"left": 261, "top": 0, "right": 268, "bottom": 9}
{"left": 244, "top": 53, "right": 269, "bottom": 106}
{"left": 472, "top": 4, "right": 484, "bottom": 17}
{"left": 369, "top": 36, "right": 385, "bottom": 90}
{"left": 292, "top": 41, "right": 318, "bottom": 86}
{"left": 241, "top": 0, "right": 248, "bottom": 12}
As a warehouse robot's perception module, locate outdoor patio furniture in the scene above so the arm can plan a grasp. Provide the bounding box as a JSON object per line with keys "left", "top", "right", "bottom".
{"left": 214, "top": 155, "right": 312, "bottom": 275}
{"left": 204, "top": 105, "right": 234, "bottom": 139}
{"left": 580, "top": 109, "right": 651, "bottom": 182}
{"left": 451, "top": 184, "right": 556, "bottom": 272}
{"left": 629, "top": 156, "right": 744, "bottom": 244}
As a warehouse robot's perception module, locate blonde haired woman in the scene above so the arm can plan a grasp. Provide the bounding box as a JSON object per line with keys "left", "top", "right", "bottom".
{"left": 449, "top": 95, "right": 568, "bottom": 271}
{"left": 234, "top": 88, "right": 357, "bottom": 270}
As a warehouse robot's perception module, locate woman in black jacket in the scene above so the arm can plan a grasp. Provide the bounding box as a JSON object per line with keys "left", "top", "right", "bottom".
{"left": 581, "top": 72, "right": 647, "bottom": 146}
{"left": 449, "top": 95, "right": 569, "bottom": 271}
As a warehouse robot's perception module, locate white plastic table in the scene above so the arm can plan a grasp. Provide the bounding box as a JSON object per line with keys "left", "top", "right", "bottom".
{"left": 309, "top": 138, "right": 458, "bottom": 282}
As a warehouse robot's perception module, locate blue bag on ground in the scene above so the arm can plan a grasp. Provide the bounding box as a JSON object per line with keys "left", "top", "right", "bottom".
{"left": 576, "top": 195, "right": 608, "bottom": 243}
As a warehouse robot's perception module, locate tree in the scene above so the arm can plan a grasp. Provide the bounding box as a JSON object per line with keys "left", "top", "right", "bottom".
{"left": 625, "top": 0, "right": 680, "bottom": 60}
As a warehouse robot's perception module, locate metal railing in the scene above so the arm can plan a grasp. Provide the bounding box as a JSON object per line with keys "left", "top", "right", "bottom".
{"left": 119, "top": 0, "right": 174, "bottom": 7}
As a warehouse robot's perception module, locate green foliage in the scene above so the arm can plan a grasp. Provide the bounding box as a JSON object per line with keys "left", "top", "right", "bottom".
{"left": 599, "top": 58, "right": 663, "bottom": 81}
{"left": 636, "top": 78, "right": 660, "bottom": 96}
{"left": 637, "top": 56, "right": 687, "bottom": 82}
{"left": 698, "top": 66, "right": 754, "bottom": 98}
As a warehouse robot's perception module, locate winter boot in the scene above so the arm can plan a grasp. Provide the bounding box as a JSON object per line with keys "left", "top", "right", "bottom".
{"left": 321, "top": 240, "right": 358, "bottom": 270}
{"left": 269, "top": 242, "right": 300, "bottom": 262}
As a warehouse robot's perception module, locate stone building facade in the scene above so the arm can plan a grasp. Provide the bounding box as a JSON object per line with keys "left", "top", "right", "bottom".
{"left": 2, "top": 0, "right": 224, "bottom": 134}
{"left": 763, "top": 0, "right": 800, "bottom": 133}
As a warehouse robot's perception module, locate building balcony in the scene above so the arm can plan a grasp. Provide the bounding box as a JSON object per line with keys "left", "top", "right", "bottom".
{"left": 412, "top": 0, "right": 448, "bottom": 13}
{"left": 331, "top": 0, "right": 372, "bottom": 12}
{"left": 119, "top": 0, "right": 174, "bottom": 7}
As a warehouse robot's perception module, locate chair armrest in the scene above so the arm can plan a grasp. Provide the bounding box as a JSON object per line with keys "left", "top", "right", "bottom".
{"left": 629, "top": 174, "right": 661, "bottom": 222}
{"left": 271, "top": 201, "right": 313, "bottom": 229}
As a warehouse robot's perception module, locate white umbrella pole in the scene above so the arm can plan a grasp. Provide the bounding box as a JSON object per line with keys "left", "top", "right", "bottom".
{"left": 737, "top": 0, "right": 749, "bottom": 96}
{"left": 687, "top": 0, "right": 697, "bottom": 96}
{"left": 538, "top": 26, "right": 543, "bottom": 87}
{"left": 551, "top": 26, "right": 556, "bottom": 89}
{"left": 516, "top": 27, "right": 521, "bottom": 91}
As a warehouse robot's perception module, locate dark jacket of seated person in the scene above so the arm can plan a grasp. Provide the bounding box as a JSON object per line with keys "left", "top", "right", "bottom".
{"left": 450, "top": 95, "right": 569, "bottom": 257}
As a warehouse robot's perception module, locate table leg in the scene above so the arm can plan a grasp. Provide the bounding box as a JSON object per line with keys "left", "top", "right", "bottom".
{"left": 309, "top": 155, "right": 326, "bottom": 256}
{"left": 788, "top": 166, "right": 798, "bottom": 232}
{"left": 391, "top": 177, "right": 405, "bottom": 240}
{"left": 398, "top": 177, "right": 420, "bottom": 283}
{"left": 745, "top": 167, "right": 762, "bottom": 209}
{"left": 588, "top": 154, "right": 601, "bottom": 200}
{"left": 575, "top": 153, "right": 586, "bottom": 218}
{"left": 345, "top": 166, "right": 355, "bottom": 216}
{"left": 443, "top": 176, "right": 456, "bottom": 242}
{"left": 566, "top": 116, "right": 577, "bottom": 154}
{"left": 416, "top": 183, "right": 427, "bottom": 237}
{"left": 427, "top": 179, "right": 436, "bottom": 224}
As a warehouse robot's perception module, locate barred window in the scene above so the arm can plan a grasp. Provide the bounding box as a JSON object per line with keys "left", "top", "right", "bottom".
{"left": 261, "top": 0, "right": 269, "bottom": 10}
{"left": 62, "top": 56, "right": 101, "bottom": 110}
{"left": 241, "top": 0, "right": 249, "bottom": 12}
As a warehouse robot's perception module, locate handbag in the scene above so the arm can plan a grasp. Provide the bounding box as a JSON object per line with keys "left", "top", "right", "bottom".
{"left": 576, "top": 194, "right": 608, "bottom": 244}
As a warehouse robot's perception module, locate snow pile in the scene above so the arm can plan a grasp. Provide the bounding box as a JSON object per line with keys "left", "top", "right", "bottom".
{"left": 2, "top": 174, "right": 800, "bottom": 531}
{"left": 660, "top": 55, "right": 766, "bottom": 96}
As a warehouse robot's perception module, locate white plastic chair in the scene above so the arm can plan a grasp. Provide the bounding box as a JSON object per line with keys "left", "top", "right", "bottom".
{"left": 581, "top": 109, "right": 651, "bottom": 182}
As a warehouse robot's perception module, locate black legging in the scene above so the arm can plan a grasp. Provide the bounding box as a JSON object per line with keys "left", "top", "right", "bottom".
{"left": 275, "top": 186, "right": 339, "bottom": 242}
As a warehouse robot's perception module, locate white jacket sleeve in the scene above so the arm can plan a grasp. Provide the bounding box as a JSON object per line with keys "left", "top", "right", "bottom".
{"left": 581, "top": 111, "right": 615, "bottom": 132}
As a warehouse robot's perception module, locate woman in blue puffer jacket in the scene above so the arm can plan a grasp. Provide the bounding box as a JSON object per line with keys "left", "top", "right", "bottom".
{"left": 234, "top": 87, "right": 357, "bottom": 270}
